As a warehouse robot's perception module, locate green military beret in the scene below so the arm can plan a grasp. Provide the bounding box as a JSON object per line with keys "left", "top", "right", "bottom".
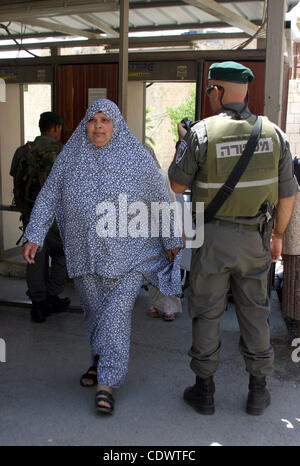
{"left": 39, "top": 111, "right": 63, "bottom": 126}
{"left": 208, "top": 61, "right": 254, "bottom": 83}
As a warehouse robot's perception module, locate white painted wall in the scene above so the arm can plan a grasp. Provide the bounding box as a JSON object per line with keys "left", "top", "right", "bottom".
{"left": 0, "top": 83, "right": 52, "bottom": 255}
{"left": 0, "top": 84, "right": 22, "bottom": 251}
{"left": 127, "top": 81, "right": 144, "bottom": 142}
{"left": 23, "top": 84, "right": 52, "bottom": 142}
{"left": 286, "top": 79, "right": 300, "bottom": 157}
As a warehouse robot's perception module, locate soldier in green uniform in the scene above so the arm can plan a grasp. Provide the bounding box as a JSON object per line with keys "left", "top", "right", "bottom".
{"left": 168, "top": 61, "right": 298, "bottom": 416}
{"left": 10, "top": 112, "right": 70, "bottom": 323}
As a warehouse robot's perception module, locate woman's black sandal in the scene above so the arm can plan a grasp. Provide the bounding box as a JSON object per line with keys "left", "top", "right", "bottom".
{"left": 95, "top": 390, "right": 115, "bottom": 415}
{"left": 80, "top": 365, "right": 97, "bottom": 387}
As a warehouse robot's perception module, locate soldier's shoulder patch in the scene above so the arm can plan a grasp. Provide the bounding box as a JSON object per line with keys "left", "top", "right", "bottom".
{"left": 175, "top": 139, "right": 187, "bottom": 164}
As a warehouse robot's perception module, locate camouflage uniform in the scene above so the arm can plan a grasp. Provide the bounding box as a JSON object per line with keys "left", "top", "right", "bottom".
{"left": 10, "top": 135, "right": 67, "bottom": 303}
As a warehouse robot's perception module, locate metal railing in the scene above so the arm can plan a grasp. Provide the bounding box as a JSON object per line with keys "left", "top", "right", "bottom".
{"left": 0, "top": 204, "right": 20, "bottom": 212}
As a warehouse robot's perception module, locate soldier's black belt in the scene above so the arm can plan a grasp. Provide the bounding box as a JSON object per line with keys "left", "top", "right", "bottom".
{"left": 209, "top": 218, "right": 260, "bottom": 230}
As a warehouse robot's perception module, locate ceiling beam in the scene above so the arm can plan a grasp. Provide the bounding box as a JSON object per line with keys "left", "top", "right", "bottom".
{"left": 14, "top": 18, "right": 101, "bottom": 40}
{"left": 130, "top": 0, "right": 262, "bottom": 7}
{"left": 0, "top": 32, "right": 249, "bottom": 52}
{"left": 78, "top": 14, "right": 119, "bottom": 37}
{"left": 182, "top": 0, "right": 264, "bottom": 36}
{"left": 0, "top": 1, "right": 119, "bottom": 22}
{"left": 0, "top": 19, "right": 263, "bottom": 42}
{"left": 0, "top": 48, "right": 266, "bottom": 69}
{"left": 122, "top": 19, "right": 262, "bottom": 32}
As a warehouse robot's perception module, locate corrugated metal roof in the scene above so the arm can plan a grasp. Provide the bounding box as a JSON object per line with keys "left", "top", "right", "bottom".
{"left": 0, "top": 0, "right": 298, "bottom": 52}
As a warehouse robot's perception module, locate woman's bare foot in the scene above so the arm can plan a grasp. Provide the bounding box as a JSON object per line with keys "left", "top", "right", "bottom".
{"left": 96, "top": 384, "right": 114, "bottom": 412}
{"left": 80, "top": 366, "right": 97, "bottom": 387}
{"left": 148, "top": 306, "right": 160, "bottom": 318}
{"left": 163, "top": 313, "right": 175, "bottom": 321}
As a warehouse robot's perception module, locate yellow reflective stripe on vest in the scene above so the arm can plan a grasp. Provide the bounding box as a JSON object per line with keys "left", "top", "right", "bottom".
{"left": 195, "top": 176, "right": 278, "bottom": 190}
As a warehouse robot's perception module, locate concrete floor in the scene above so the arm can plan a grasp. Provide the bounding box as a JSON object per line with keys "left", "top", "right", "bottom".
{"left": 0, "top": 276, "right": 299, "bottom": 446}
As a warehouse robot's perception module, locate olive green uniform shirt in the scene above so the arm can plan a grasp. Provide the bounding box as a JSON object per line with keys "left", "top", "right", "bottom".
{"left": 168, "top": 104, "right": 298, "bottom": 223}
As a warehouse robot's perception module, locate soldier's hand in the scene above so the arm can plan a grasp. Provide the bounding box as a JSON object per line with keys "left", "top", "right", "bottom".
{"left": 177, "top": 122, "right": 187, "bottom": 140}
{"left": 23, "top": 241, "right": 39, "bottom": 264}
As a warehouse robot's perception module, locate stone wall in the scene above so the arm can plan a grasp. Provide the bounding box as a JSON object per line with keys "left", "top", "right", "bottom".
{"left": 286, "top": 79, "right": 300, "bottom": 158}
{"left": 146, "top": 82, "right": 194, "bottom": 171}
{"left": 147, "top": 78, "right": 300, "bottom": 171}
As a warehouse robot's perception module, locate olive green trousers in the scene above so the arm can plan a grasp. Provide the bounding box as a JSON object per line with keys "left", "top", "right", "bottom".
{"left": 188, "top": 220, "right": 274, "bottom": 379}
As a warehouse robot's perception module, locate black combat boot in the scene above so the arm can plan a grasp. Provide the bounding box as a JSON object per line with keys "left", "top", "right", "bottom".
{"left": 31, "top": 301, "right": 48, "bottom": 323}
{"left": 183, "top": 376, "right": 215, "bottom": 415}
{"left": 47, "top": 295, "right": 71, "bottom": 314}
{"left": 246, "top": 375, "right": 271, "bottom": 415}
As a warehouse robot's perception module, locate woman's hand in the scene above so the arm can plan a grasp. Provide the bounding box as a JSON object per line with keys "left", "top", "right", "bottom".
{"left": 270, "top": 232, "right": 282, "bottom": 263}
{"left": 23, "top": 242, "right": 39, "bottom": 264}
{"left": 166, "top": 247, "right": 180, "bottom": 262}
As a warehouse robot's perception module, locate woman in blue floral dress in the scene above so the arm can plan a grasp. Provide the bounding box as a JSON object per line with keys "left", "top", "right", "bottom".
{"left": 23, "top": 99, "right": 182, "bottom": 415}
